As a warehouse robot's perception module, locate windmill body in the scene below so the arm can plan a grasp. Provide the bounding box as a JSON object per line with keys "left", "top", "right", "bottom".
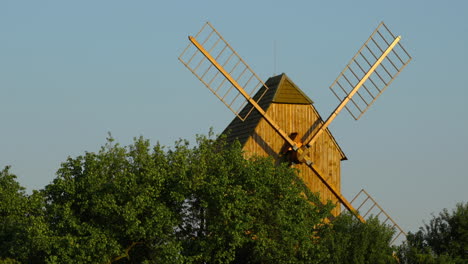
{"left": 223, "top": 73, "right": 346, "bottom": 215}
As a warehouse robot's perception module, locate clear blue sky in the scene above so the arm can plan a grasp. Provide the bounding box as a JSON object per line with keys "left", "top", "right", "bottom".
{"left": 1, "top": 0, "right": 467, "bottom": 235}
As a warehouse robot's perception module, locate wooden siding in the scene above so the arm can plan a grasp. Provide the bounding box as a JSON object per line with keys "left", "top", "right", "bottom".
{"left": 242, "top": 103, "right": 343, "bottom": 216}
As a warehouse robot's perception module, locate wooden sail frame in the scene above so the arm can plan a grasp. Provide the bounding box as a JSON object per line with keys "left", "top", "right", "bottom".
{"left": 299, "top": 22, "right": 412, "bottom": 162}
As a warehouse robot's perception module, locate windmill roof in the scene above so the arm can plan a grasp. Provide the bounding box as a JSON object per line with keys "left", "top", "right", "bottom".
{"left": 267, "top": 73, "right": 314, "bottom": 104}
{"left": 222, "top": 73, "right": 346, "bottom": 160}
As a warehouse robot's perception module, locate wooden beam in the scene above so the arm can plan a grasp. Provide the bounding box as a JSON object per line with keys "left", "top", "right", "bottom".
{"left": 307, "top": 162, "right": 365, "bottom": 223}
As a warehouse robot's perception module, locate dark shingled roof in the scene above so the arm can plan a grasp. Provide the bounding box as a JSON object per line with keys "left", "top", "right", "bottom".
{"left": 222, "top": 73, "right": 347, "bottom": 160}
{"left": 222, "top": 73, "right": 312, "bottom": 145}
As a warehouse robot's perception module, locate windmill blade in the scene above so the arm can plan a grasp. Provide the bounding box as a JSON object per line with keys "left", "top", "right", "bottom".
{"left": 298, "top": 22, "right": 411, "bottom": 162}
{"left": 329, "top": 22, "right": 412, "bottom": 121}
{"left": 179, "top": 22, "right": 264, "bottom": 122}
{"left": 350, "top": 189, "right": 407, "bottom": 244}
{"left": 296, "top": 22, "right": 411, "bottom": 221}
{"left": 307, "top": 162, "right": 365, "bottom": 223}
{"left": 179, "top": 22, "right": 300, "bottom": 150}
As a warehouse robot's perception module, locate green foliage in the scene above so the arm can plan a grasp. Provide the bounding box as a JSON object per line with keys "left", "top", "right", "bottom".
{"left": 0, "top": 132, "right": 399, "bottom": 263}
{"left": 0, "top": 166, "right": 26, "bottom": 259}
{"left": 0, "top": 167, "right": 27, "bottom": 263}
{"left": 177, "top": 134, "right": 333, "bottom": 263}
{"left": 42, "top": 135, "right": 183, "bottom": 263}
{"left": 319, "top": 213, "right": 397, "bottom": 264}
{"left": 397, "top": 202, "right": 468, "bottom": 264}
{"left": 0, "top": 258, "right": 21, "bottom": 264}
{"left": 0, "top": 167, "right": 49, "bottom": 263}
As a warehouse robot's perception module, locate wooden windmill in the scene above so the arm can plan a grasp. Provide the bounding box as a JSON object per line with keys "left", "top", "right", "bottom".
{"left": 179, "top": 22, "right": 411, "bottom": 243}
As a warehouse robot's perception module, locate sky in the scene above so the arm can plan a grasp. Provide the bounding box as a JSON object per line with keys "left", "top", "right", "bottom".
{"left": 1, "top": 0, "right": 467, "bottom": 236}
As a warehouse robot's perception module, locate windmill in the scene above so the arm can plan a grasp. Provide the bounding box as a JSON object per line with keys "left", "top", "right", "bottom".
{"left": 178, "top": 22, "right": 411, "bottom": 243}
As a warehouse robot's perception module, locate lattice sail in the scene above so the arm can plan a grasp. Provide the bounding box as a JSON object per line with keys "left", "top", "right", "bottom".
{"left": 329, "top": 22, "right": 412, "bottom": 120}
{"left": 178, "top": 22, "right": 269, "bottom": 121}
{"left": 349, "top": 189, "right": 407, "bottom": 244}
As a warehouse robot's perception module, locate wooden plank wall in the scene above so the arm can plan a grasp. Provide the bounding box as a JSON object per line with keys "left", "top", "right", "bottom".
{"left": 243, "top": 103, "right": 343, "bottom": 216}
